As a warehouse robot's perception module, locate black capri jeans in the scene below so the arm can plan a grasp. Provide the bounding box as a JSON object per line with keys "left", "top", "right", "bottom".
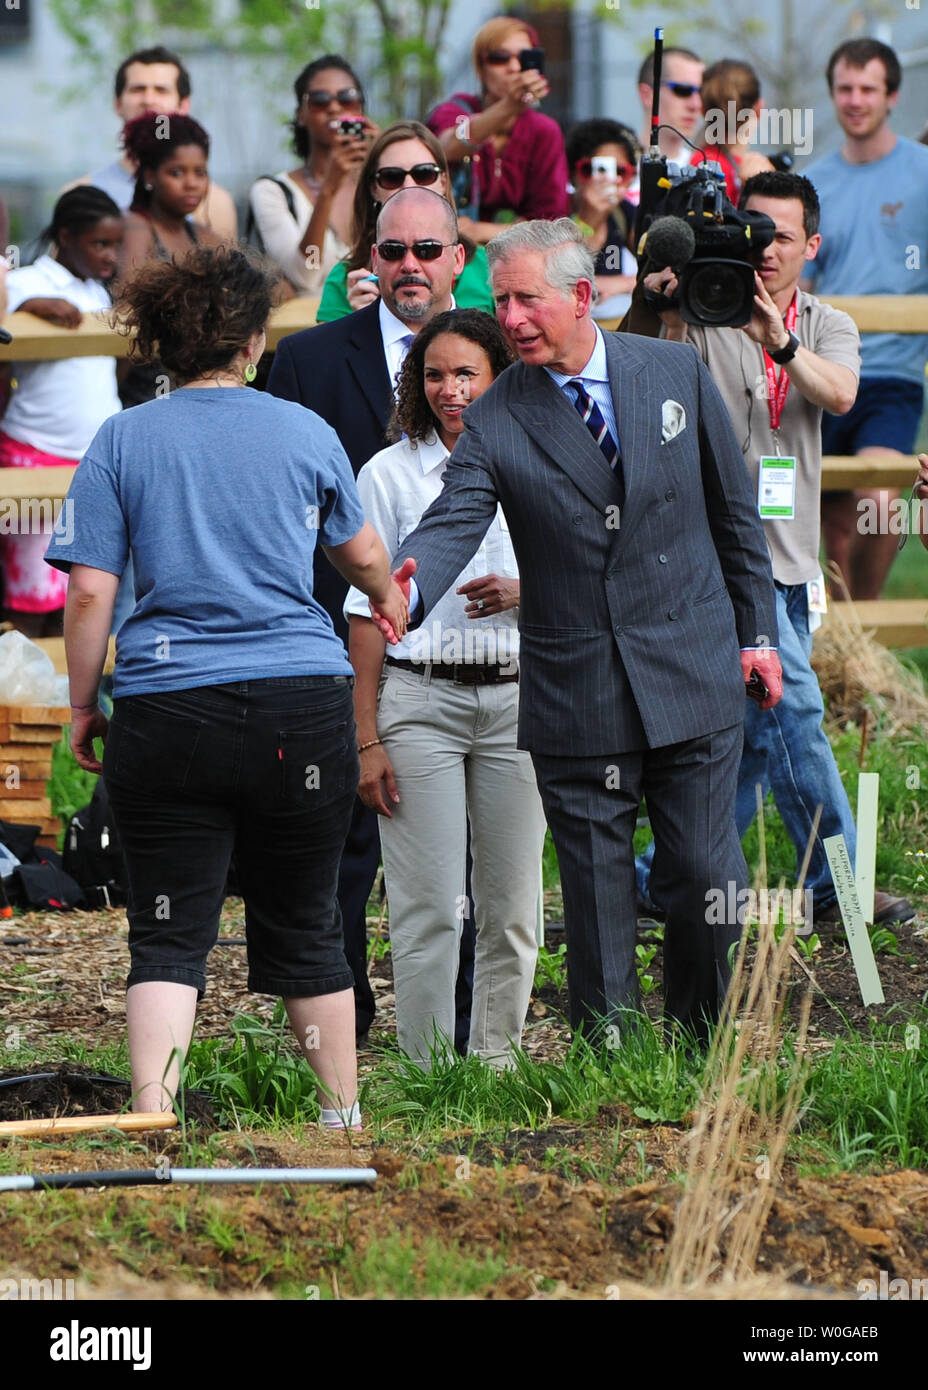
{"left": 102, "top": 677, "right": 359, "bottom": 999}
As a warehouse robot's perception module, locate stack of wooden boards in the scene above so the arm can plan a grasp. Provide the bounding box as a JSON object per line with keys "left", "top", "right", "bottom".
{"left": 0, "top": 704, "right": 69, "bottom": 849}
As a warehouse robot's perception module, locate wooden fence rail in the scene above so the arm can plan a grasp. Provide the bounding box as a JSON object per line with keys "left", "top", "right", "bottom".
{"left": 2, "top": 294, "right": 926, "bottom": 653}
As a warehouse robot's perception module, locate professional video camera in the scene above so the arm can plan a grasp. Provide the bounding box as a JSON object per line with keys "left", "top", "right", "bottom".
{"left": 635, "top": 30, "right": 775, "bottom": 328}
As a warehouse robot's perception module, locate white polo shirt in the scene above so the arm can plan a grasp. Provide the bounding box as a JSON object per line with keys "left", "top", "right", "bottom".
{"left": 344, "top": 431, "right": 520, "bottom": 664}
{"left": 4, "top": 255, "right": 121, "bottom": 457}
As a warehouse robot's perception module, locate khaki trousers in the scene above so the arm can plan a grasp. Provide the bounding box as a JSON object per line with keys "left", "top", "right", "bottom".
{"left": 377, "top": 665, "right": 546, "bottom": 1066}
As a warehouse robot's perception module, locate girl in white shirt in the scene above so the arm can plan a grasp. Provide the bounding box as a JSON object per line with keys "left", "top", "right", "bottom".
{"left": 0, "top": 187, "right": 123, "bottom": 636}
{"left": 346, "top": 309, "right": 547, "bottom": 1068}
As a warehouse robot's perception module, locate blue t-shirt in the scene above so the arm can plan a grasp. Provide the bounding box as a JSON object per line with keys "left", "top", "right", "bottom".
{"left": 46, "top": 388, "right": 366, "bottom": 696}
{"left": 804, "top": 137, "right": 928, "bottom": 385}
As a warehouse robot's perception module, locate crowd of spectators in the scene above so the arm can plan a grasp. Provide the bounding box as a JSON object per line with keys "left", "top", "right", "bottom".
{"left": 1, "top": 24, "right": 926, "bottom": 1114}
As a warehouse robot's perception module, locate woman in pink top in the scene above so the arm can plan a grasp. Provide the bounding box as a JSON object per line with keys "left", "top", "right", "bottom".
{"left": 427, "top": 14, "right": 569, "bottom": 245}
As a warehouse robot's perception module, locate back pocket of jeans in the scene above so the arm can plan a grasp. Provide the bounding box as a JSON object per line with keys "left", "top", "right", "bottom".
{"left": 278, "top": 720, "right": 358, "bottom": 808}
{"left": 106, "top": 707, "right": 204, "bottom": 791}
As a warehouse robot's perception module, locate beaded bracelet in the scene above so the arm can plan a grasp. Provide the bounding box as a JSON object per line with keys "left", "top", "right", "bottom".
{"left": 358, "top": 738, "right": 383, "bottom": 753}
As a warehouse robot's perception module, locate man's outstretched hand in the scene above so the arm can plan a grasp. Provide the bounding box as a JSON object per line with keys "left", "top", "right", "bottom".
{"left": 370, "top": 558, "right": 416, "bottom": 644}
{"left": 741, "top": 648, "right": 783, "bottom": 710}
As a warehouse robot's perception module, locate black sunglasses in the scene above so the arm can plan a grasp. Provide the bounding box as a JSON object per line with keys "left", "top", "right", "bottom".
{"left": 661, "top": 81, "right": 701, "bottom": 98}
{"left": 375, "top": 239, "right": 457, "bottom": 262}
{"left": 483, "top": 49, "right": 520, "bottom": 65}
{"left": 303, "top": 86, "right": 362, "bottom": 108}
{"left": 374, "top": 163, "right": 443, "bottom": 190}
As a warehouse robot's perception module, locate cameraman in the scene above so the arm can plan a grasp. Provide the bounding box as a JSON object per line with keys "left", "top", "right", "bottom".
{"left": 638, "top": 171, "right": 914, "bottom": 931}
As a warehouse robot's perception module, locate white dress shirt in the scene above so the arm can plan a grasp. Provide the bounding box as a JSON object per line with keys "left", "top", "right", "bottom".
{"left": 543, "top": 324, "right": 619, "bottom": 445}
{"left": 345, "top": 431, "right": 519, "bottom": 663}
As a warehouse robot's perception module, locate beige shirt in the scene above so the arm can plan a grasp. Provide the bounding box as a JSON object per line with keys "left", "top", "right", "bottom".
{"left": 669, "top": 290, "right": 860, "bottom": 585}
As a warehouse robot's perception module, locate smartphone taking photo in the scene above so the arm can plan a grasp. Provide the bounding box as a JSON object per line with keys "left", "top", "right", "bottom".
{"left": 519, "top": 47, "right": 546, "bottom": 73}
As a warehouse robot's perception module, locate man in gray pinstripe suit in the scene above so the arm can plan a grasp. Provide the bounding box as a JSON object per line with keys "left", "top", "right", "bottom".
{"left": 375, "top": 219, "right": 784, "bottom": 1041}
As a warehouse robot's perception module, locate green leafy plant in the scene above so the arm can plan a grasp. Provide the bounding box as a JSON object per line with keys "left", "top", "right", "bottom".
{"left": 635, "top": 942, "right": 657, "bottom": 995}
{"left": 534, "top": 942, "right": 568, "bottom": 992}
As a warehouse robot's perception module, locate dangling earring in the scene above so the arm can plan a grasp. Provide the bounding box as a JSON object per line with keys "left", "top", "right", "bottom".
{"left": 244, "top": 362, "right": 257, "bottom": 383}
{"left": 144, "top": 183, "right": 153, "bottom": 191}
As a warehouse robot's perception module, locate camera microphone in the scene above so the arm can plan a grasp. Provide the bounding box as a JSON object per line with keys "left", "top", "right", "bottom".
{"left": 641, "top": 215, "right": 696, "bottom": 271}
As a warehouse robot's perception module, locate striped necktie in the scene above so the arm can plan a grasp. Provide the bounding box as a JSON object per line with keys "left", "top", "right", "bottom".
{"left": 568, "top": 379, "right": 621, "bottom": 472}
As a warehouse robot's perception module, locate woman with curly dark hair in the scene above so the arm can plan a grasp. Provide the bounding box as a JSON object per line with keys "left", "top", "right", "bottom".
{"left": 344, "top": 309, "right": 545, "bottom": 1068}
{"left": 316, "top": 121, "right": 493, "bottom": 321}
{"left": 46, "top": 245, "right": 409, "bottom": 1128}
{"left": 248, "top": 54, "right": 377, "bottom": 296}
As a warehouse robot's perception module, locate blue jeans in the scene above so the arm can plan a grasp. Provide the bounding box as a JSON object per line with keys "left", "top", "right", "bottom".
{"left": 637, "top": 583, "right": 855, "bottom": 912}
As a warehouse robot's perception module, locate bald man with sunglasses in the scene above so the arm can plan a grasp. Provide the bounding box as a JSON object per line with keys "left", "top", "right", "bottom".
{"left": 267, "top": 186, "right": 464, "bottom": 1040}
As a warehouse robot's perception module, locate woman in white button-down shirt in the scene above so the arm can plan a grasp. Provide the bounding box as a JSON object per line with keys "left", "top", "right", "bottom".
{"left": 345, "top": 309, "right": 547, "bottom": 1067}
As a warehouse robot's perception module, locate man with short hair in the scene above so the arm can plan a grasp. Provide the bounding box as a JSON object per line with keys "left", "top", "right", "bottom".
{"left": 641, "top": 171, "right": 914, "bottom": 931}
{"left": 267, "top": 187, "right": 466, "bottom": 1040}
{"left": 374, "top": 217, "right": 783, "bottom": 1041}
{"left": 804, "top": 37, "right": 928, "bottom": 600}
{"left": 636, "top": 46, "right": 704, "bottom": 166}
{"left": 66, "top": 46, "right": 237, "bottom": 239}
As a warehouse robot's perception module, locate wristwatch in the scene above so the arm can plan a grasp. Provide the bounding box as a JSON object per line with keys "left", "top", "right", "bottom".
{"left": 769, "top": 330, "right": 800, "bottom": 365}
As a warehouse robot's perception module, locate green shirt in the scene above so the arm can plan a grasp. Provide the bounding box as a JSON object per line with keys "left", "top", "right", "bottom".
{"left": 316, "top": 245, "right": 494, "bottom": 323}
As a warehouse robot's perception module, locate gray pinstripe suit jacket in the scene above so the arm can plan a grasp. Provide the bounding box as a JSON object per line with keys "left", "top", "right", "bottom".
{"left": 392, "top": 329, "right": 778, "bottom": 757}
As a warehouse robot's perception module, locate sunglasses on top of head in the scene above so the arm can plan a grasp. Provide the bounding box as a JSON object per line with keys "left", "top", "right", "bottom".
{"left": 303, "top": 86, "right": 363, "bottom": 108}
{"left": 375, "top": 239, "right": 457, "bottom": 261}
{"left": 373, "top": 163, "right": 443, "bottom": 190}
{"left": 661, "top": 81, "right": 701, "bottom": 98}
{"left": 575, "top": 158, "right": 637, "bottom": 181}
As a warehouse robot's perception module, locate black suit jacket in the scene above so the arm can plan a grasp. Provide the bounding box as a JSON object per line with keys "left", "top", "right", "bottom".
{"left": 267, "top": 302, "right": 393, "bottom": 639}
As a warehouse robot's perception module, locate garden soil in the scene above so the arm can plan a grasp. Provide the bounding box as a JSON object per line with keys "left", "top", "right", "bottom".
{"left": 1, "top": 902, "right": 926, "bottom": 1300}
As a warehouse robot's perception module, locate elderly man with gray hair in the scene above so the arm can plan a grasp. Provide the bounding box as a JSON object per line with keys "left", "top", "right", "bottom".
{"left": 374, "top": 216, "right": 783, "bottom": 1041}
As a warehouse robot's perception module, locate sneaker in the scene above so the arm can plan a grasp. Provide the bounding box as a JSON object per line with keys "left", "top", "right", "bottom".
{"left": 814, "top": 890, "right": 916, "bottom": 931}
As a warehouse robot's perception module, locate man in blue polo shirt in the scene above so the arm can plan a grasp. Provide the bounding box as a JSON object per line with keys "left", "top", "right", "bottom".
{"left": 804, "top": 37, "right": 928, "bottom": 600}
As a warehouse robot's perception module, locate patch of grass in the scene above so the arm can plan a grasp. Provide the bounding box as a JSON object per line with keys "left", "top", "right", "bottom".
{"left": 185, "top": 1004, "right": 319, "bottom": 1125}
{"left": 797, "top": 1014, "right": 928, "bottom": 1170}
{"left": 335, "top": 1232, "right": 510, "bottom": 1299}
{"left": 366, "top": 1022, "right": 704, "bottom": 1136}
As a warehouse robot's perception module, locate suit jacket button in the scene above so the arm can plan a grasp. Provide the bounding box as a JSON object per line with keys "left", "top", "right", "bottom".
{"left": 668, "top": 609, "right": 679, "bottom": 621}
{"left": 658, "top": 553, "right": 668, "bottom": 563}
{"left": 614, "top": 625, "right": 624, "bottom": 636}
{"left": 572, "top": 514, "right": 582, "bottom": 524}
{"left": 665, "top": 489, "right": 676, "bottom": 501}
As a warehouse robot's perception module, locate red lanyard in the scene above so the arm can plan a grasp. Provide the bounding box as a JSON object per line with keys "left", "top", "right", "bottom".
{"left": 762, "top": 295, "right": 798, "bottom": 433}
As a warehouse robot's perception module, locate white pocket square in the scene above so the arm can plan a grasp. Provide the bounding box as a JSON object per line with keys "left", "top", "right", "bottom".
{"left": 661, "top": 399, "right": 686, "bottom": 443}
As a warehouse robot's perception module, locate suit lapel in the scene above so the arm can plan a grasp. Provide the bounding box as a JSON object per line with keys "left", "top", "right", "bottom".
{"left": 346, "top": 303, "right": 393, "bottom": 433}
{"left": 510, "top": 367, "right": 623, "bottom": 516}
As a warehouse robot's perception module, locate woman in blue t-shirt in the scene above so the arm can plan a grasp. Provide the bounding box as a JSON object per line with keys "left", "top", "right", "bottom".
{"left": 46, "top": 245, "right": 408, "bottom": 1132}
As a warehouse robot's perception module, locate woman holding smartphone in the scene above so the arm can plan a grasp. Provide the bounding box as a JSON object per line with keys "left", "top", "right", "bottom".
{"left": 426, "top": 15, "right": 569, "bottom": 244}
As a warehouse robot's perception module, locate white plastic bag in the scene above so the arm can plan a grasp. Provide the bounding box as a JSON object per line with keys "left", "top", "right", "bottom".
{"left": 0, "top": 630, "right": 58, "bottom": 706}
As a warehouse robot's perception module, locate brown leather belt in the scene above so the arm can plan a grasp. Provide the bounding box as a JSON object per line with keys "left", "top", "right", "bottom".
{"left": 385, "top": 657, "right": 518, "bottom": 685}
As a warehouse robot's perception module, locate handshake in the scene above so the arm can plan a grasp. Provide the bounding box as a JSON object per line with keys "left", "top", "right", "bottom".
{"left": 370, "top": 558, "right": 417, "bottom": 644}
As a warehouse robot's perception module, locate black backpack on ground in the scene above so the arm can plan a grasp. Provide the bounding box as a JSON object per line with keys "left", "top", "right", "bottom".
{"left": 0, "top": 820, "right": 86, "bottom": 911}
{"left": 63, "top": 781, "right": 128, "bottom": 909}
